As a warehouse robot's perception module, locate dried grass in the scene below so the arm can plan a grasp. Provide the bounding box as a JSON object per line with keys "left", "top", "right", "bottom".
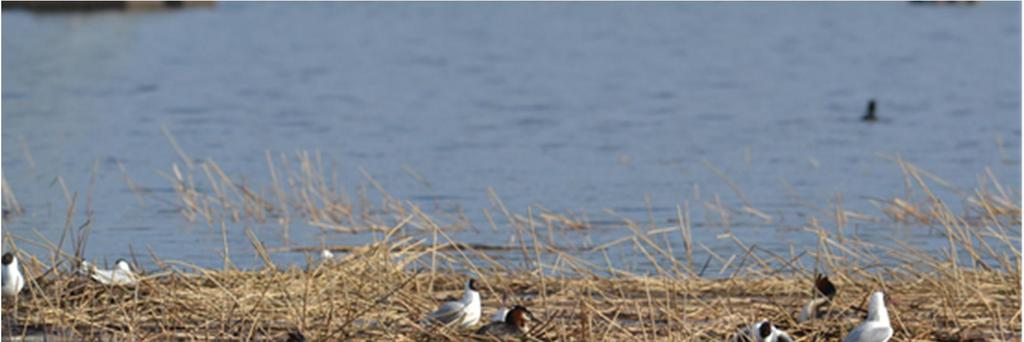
{"left": 2, "top": 152, "right": 1019, "bottom": 341}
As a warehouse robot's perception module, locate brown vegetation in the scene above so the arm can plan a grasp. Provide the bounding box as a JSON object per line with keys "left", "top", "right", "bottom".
{"left": 2, "top": 151, "right": 1019, "bottom": 341}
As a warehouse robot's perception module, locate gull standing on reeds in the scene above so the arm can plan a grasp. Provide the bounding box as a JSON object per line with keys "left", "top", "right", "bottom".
{"left": 82, "top": 259, "right": 138, "bottom": 286}
{"left": 843, "top": 292, "right": 893, "bottom": 342}
{"left": 424, "top": 278, "right": 481, "bottom": 329}
{"left": 475, "top": 305, "right": 533, "bottom": 338}
{"left": 2, "top": 252, "right": 25, "bottom": 296}
{"left": 798, "top": 273, "right": 837, "bottom": 322}
{"left": 736, "top": 320, "right": 793, "bottom": 342}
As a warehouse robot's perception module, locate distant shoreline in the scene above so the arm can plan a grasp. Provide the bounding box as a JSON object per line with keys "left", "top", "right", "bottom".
{"left": 1, "top": 1, "right": 213, "bottom": 12}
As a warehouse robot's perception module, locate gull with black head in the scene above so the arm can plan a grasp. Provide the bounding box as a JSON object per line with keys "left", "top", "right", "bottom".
{"left": 424, "top": 278, "right": 482, "bottom": 329}
{"left": 82, "top": 259, "right": 138, "bottom": 286}
{"left": 2, "top": 252, "right": 24, "bottom": 296}
{"left": 843, "top": 292, "right": 893, "bottom": 342}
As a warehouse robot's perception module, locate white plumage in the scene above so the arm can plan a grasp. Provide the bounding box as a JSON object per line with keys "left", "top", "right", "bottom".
{"left": 425, "top": 279, "right": 481, "bottom": 329}
{"left": 2, "top": 253, "right": 25, "bottom": 296}
{"left": 83, "top": 259, "right": 138, "bottom": 286}
{"left": 736, "top": 320, "right": 793, "bottom": 342}
{"left": 843, "top": 292, "right": 893, "bottom": 342}
{"left": 491, "top": 307, "right": 510, "bottom": 323}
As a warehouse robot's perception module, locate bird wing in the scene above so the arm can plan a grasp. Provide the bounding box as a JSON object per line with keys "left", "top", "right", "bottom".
{"left": 90, "top": 269, "right": 115, "bottom": 285}
{"left": 859, "top": 324, "right": 893, "bottom": 342}
{"left": 798, "top": 301, "right": 812, "bottom": 322}
{"left": 2, "top": 268, "right": 12, "bottom": 287}
{"left": 774, "top": 330, "right": 794, "bottom": 342}
{"left": 111, "top": 270, "right": 138, "bottom": 286}
{"left": 427, "top": 301, "right": 466, "bottom": 325}
{"left": 90, "top": 269, "right": 137, "bottom": 286}
{"left": 843, "top": 322, "right": 893, "bottom": 342}
{"left": 475, "top": 322, "right": 500, "bottom": 335}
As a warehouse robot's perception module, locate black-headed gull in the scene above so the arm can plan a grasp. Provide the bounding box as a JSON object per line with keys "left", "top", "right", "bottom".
{"left": 425, "top": 278, "right": 481, "bottom": 329}
{"left": 2, "top": 252, "right": 24, "bottom": 296}
{"left": 736, "top": 320, "right": 793, "bottom": 342}
{"left": 842, "top": 292, "right": 893, "bottom": 342}
{"left": 799, "top": 273, "right": 837, "bottom": 322}
{"left": 82, "top": 259, "right": 138, "bottom": 286}
{"left": 475, "top": 305, "right": 533, "bottom": 337}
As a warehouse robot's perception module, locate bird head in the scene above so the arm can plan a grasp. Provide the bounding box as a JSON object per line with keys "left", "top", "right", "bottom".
{"left": 1, "top": 252, "right": 15, "bottom": 266}
{"left": 507, "top": 305, "right": 534, "bottom": 329}
{"left": 814, "top": 273, "right": 837, "bottom": 299}
{"left": 115, "top": 259, "right": 132, "bottom": 272}
{"left": 758, "top": 320, "right": 774, "bottom": 339}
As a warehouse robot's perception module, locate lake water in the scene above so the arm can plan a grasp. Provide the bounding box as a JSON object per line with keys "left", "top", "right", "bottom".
{"left": 2, "top": 2, "right": 1020, "bottom": 274}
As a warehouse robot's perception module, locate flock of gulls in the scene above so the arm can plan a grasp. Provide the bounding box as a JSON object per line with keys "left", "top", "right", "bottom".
{"left": 2, "top": 251, "right": 893, "bottom": 341}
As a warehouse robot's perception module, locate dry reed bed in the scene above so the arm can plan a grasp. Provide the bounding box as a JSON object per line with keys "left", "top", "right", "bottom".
{"left": 3, "top": 244, "right": 1019, "bottom": 341}
{"left": 3, "top": 150, "right": 1020, "bottom": 340}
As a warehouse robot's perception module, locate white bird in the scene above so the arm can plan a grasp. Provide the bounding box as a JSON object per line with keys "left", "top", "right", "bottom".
{"left": 799, "top": 273, "right": 837, "bottom": 322}
{"left": 320, "top": 249, "right": 335, "bottom": 260}
{"left": 843, "top": 292, "right": 893, "bottom": 342}
{"left": 424, "top": 278, "right": 482, "bottom": 329}
{"left": 2, "top": 252, "right": 25, "bottom": 296}
{"left": 83, "top": 259, "right": 138, "bottom": 286}
{"left": 736, "top": 320, "right": 793, "bottom": 342}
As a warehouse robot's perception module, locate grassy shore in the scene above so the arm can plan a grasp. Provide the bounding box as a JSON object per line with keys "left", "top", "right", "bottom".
{"left": 2, "top": 243, "right": 1018, "bottom": 341}
{"left": 2, "top": 152, "right": 1019, "bottom": 341}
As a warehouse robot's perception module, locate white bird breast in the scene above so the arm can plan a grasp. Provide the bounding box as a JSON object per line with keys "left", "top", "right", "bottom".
{"left": 2, "top": 260, "right": 24, "bottom": 296}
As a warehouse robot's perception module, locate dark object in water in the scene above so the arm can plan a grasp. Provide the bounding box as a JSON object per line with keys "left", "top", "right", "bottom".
{"left": 862, "top": 99, "right": 878, "bottom": 122}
